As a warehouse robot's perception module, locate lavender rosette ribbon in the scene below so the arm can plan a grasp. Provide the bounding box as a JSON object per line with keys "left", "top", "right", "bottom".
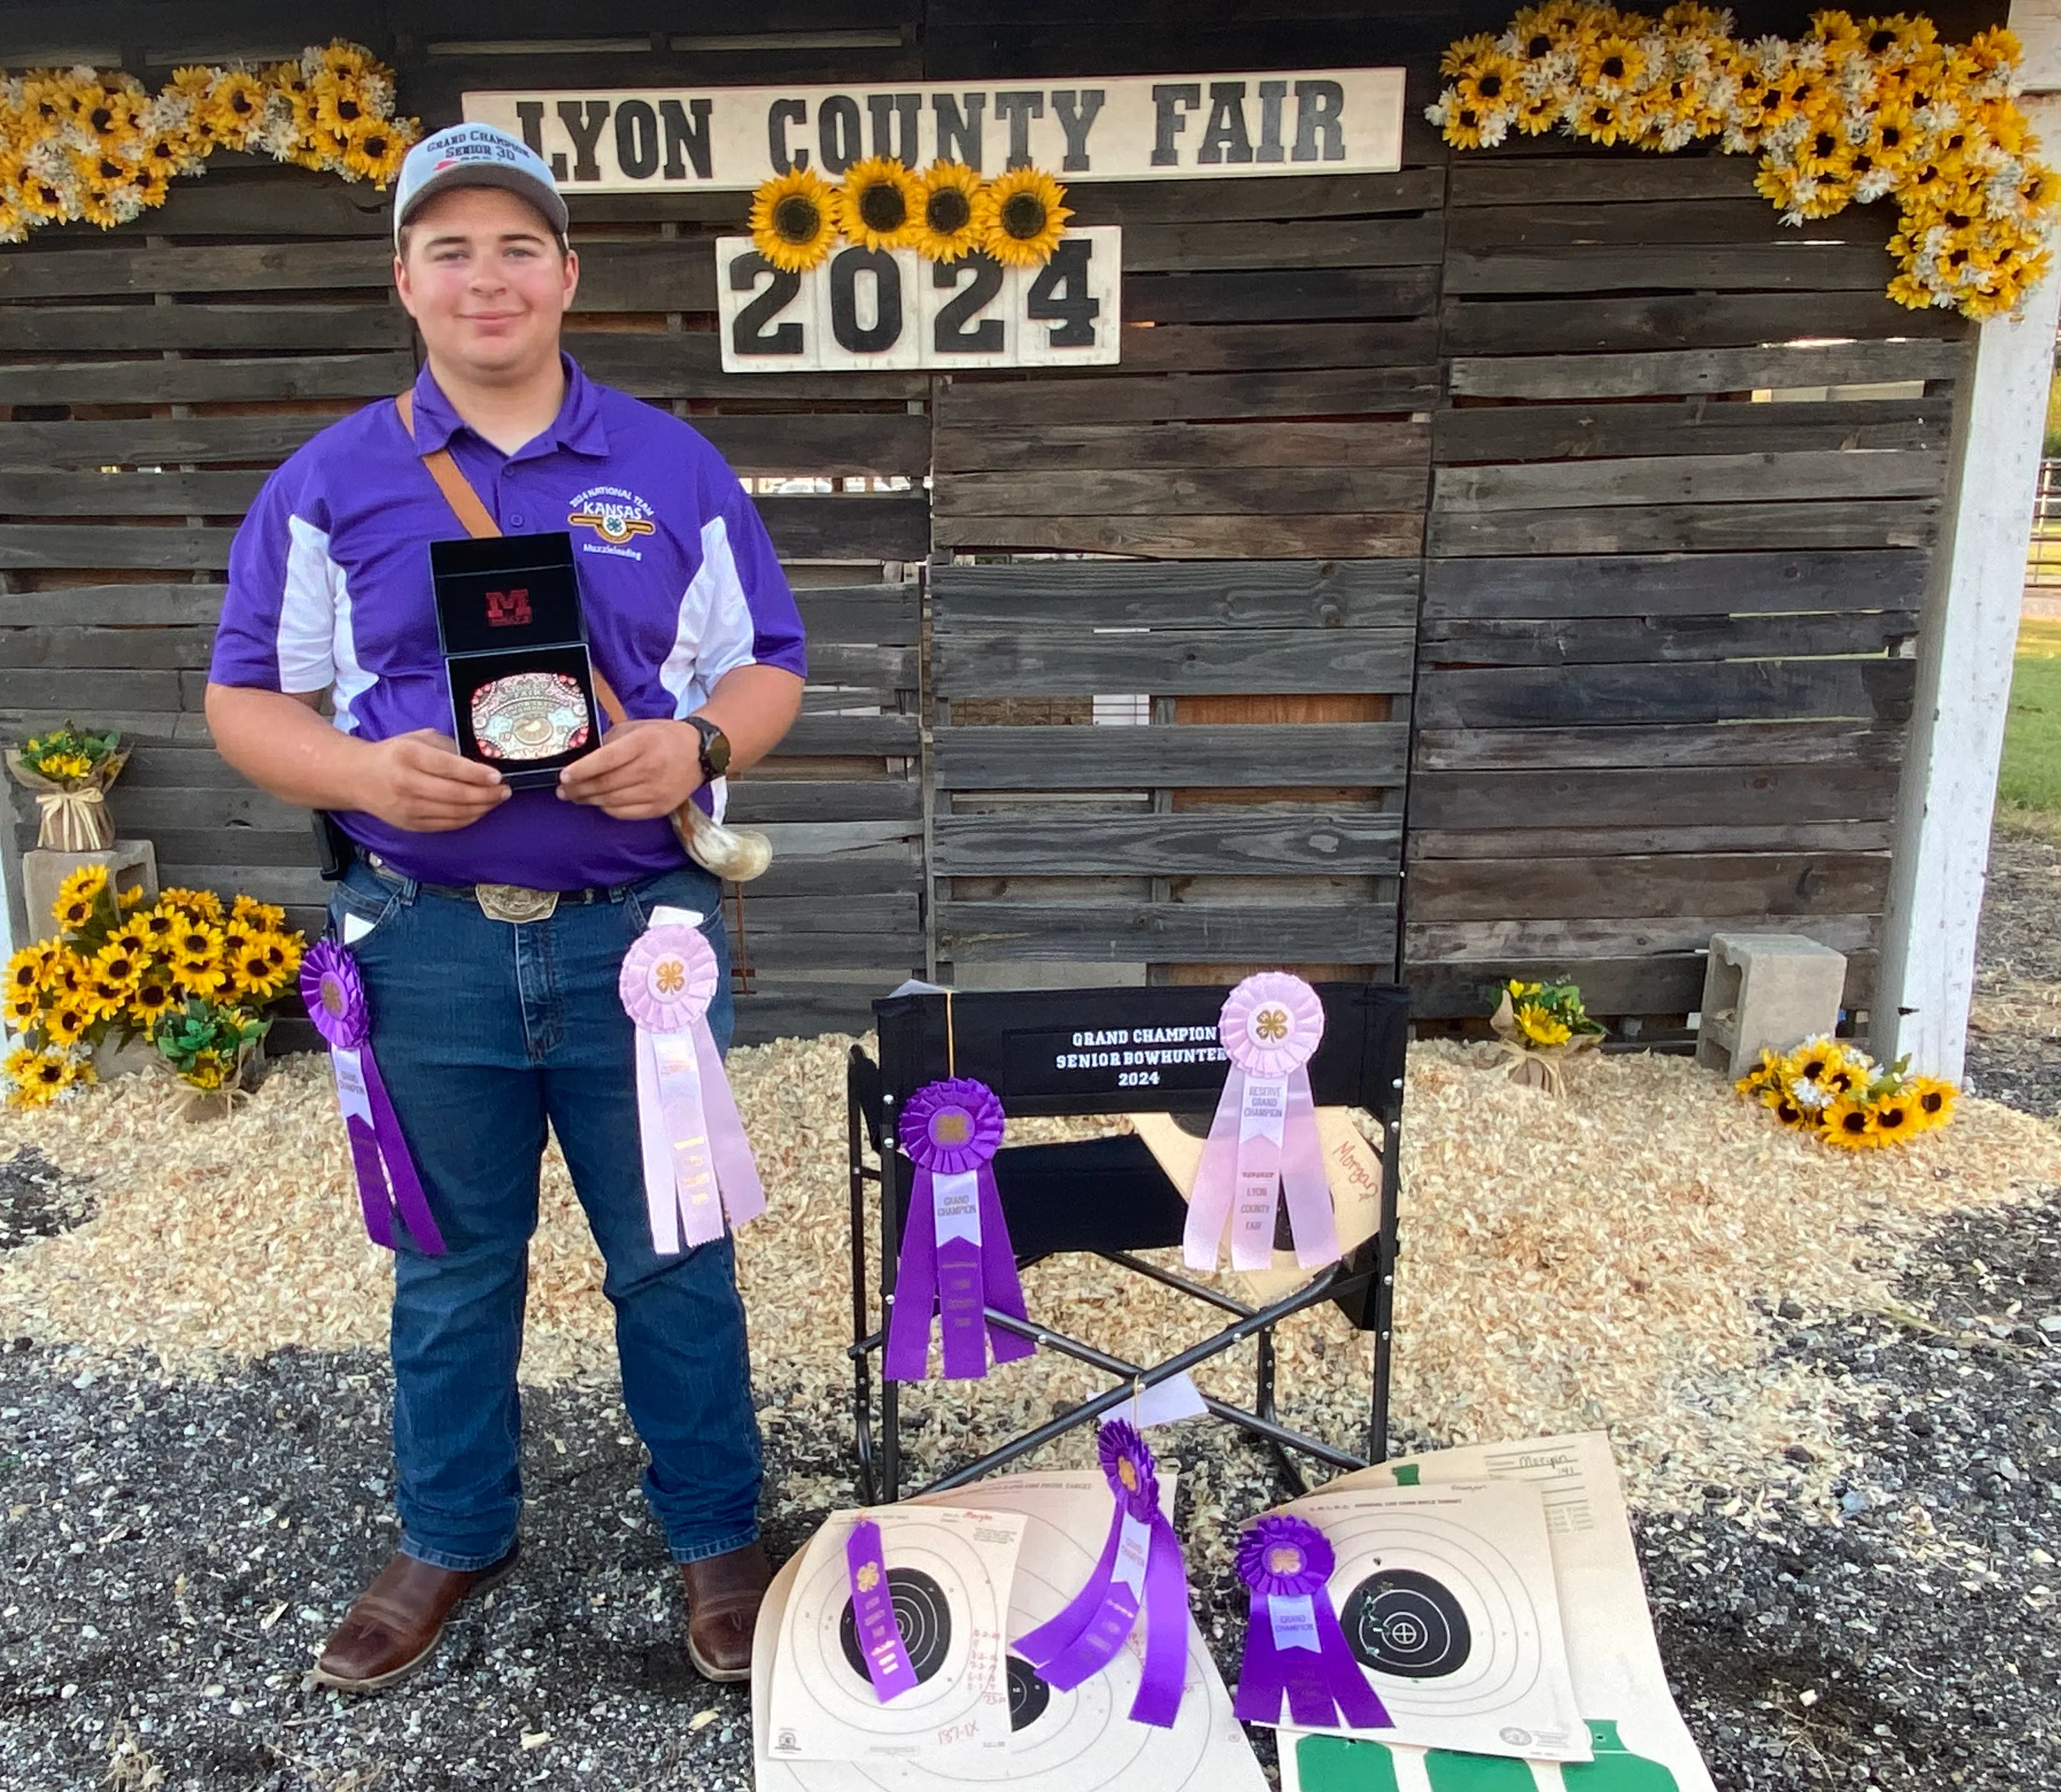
{"left": 1011, "top": 1420, "right": 1190, "bottom": 1728}
{"left": 619, "top": 923, "right": 765, "bottom": 1256}
{"left": 1232, "top": 1513, "right": 1392, "bottom": 1731}
{"left": 301, "top": 940, "right": 445, "bottom": 1256}
{"left": 846, "top": 1515, "right": 918, "bottom": 1703}
{"left": 882, "top": 1077, "right": 1035, "bottom": 1382}
{"left": 1183, "top": 973, "right": 1341, "bottom": 1274}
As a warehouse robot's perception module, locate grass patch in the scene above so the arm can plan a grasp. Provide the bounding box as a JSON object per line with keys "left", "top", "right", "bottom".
{"left": 1998, "top": 621, "right": 2061, "bottom": 837}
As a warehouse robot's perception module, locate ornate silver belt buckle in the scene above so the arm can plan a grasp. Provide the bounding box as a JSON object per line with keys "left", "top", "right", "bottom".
{"left": 475, "top": 883, "right": 559, "bottom": 923}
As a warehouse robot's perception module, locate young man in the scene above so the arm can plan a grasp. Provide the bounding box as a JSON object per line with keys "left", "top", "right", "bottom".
{"left": 205, "top": 123, "right": 805, "bottom": 1691}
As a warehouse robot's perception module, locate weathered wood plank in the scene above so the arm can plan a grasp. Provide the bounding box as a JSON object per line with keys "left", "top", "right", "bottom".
{"left": 722, "top": 780, "right": 921, "bottom": 824}
{"left": 0, "top": 526, "right": 235, "bottom": 571}
{"left": 0, "top": 239, "right": 394, "bottom": 300}
{"left": 933, "top": 811, "right": 1402, "bottom": 876}
{"left": 935, "top": 627, "right": 1417, "bottom": 696}
{"left": 0, "top": 416, "right": 343, "bottom": 468}
{"left": 776, "top": 713, "right": 920, "bottom": 756}
{"left": 1418, "top": 610, "right": 1918, "bottom": 665}
{"left": 0, "top": 352, "right": 414, "bottom": 406}
{"left": 1445, "top": 199, "right": 1895, "bottom": 252}
{"left": 752, "top": 497, "right": 930, "bottom": 562}
{"left": 1411, "top": 720, "right": 1906, "bottom": 770}
{"left": 1432, "top": 397, "right": 1953, "bottom": 465}
{"left": 933, "top": 367, "right": 1441, "bottom": 427}
{"left": 1408, "top": 762, "right": 1899, "bottom": 829}
{"left": 1404, "top": 950, "right": 1877, "bottom": 1019}
{"left": 935, "top": 512, "right": 1426, "bottom": 557}
{"left": 1124, "top": 266, "right": 1440, "bottom": 324}
{"left": 1410, "top": 819, "right": 1897, "bottom": 856}
{"left": 1447, "top": 157, "right": 1764, "bottom": 207}
{"left": 1421, "top": 548, "right": 1929, "bottom": 619}
{"left": 1448, "top": 339, "right": 1968, "bottom": 400}
{"left": 0, "top": 626, "right": 214, "bottom": 670}
{"left": 937, "top": 900, "right": 1398, "bottom": 960}
{"left": 692, "top": 413, "right": 933, "bottom": 477}
{"left": 1404, "top": 850, "right": 1891, "bottom": 921}
{"left": 1432, "top": 449, "right": 1949, "bottom": 513}
{"left": 934, "top": 419, "right": 1429, "bottom": 475}
{"left": 1417, "top": 658, "right": 1915, "bottom": 728}
{"left": 1119, "top": 214, "right": 1447, "bottom": 273}
{"left": 1441, "top": 290, "right": 1968, "bottom": 357}
{"left": 933, "top": 558, "right": 1420, "bottom": 629}
{"left": 936, "top": 465, "right": 1429, "bottom": 518}
{"left": 934, "top": 722, "right": 1411, "bottom": 789}
{"left": 1428, "top": 498, "right": 1937, "bottom": 556}
{"left": 1443, "top": 242, "right": 1896, "bottom": 294}
{"left": 1405, "top": 911, "right": 1879, "bottom": 959}
{"left": 791, "top": 585, "right": 921, "bottom": 645}
{"left": 1115, "top": 319, "right": 1441, "bottom": 373}
{"left": 1066, "top": 169, "right": 1447, "bottom": 225}
{"left": 565, "top": 329, "right": 926, "bottom": 400}
{"left": 0, "top": 583, "right": 226, "bottom": 627}
{"left": 0, "top": 471, "right": 264, "bottom": 517}
{"left": 0, "top": 302, "right": 410, "bottom": 353}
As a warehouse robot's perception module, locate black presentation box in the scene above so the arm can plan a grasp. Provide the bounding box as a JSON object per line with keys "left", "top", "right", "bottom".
{"left": 429, "top": 532, "right": 602, "bottom": 791}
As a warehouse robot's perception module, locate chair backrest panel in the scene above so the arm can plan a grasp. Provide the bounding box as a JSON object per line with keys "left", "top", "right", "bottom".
{"left": 874, "top": 983, "right": 1409, "bottom": 1124}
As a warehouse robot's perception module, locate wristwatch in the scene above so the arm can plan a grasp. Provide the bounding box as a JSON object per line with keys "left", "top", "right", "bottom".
{"left": 684, "top": 714, "right": 733, "bottom": 783}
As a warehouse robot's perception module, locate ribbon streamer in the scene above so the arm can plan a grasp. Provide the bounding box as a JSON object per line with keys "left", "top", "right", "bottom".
{"left": 1232, "top": 1513, "right": 1392, "bottom": 1731}
{"left": 301, "top": 940, "right": 445, "bottom": 1255}
{"left": 619, "top": 922, "right": 764, "bottom": 1255}
{"left": 882, "top": 1077, "right": 1035, "bottom": 1382}
{"left": 1013, "top": 1420, "right": 1190, "bottom": 1728}
{"left": 1183, "top": 973, "right": 1341, "bottom": 1273}
{"left": 845, "top": 1516, "right": 918, "bottom": 1703}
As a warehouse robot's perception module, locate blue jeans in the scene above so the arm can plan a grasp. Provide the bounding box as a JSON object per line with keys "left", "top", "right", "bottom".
{"left": 328, "top": 856, "right": 762, "bottom": 1571}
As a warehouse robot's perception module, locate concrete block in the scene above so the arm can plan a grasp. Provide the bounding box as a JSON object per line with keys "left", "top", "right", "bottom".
{"left": 1696, "top": 932, "right": 1848, "bottom": 1078}
{"left": 22, "top": 840, "right": 158, "bottom": 939}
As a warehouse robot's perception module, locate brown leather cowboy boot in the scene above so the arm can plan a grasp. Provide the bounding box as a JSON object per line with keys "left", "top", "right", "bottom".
{"left": 312, "top": 1542, "right": 521, "bottom": 1692}
{"left": 679, "top": 1541, "right": 771, "bottom": 1682}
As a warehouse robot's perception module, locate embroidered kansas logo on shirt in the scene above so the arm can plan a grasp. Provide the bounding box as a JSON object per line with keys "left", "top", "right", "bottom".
{"left": 568, "top": 484, "right": 657, "bottom": 556}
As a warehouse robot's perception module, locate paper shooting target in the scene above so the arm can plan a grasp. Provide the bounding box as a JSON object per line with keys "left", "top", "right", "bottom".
{"left": 1341, "top": 1567, "right": 1473, "bottom": 1680}
{"left": 836, "top": 1567, "right": 955, "bottom": 1687}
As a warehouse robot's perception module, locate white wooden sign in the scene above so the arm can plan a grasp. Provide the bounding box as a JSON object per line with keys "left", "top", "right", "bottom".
{"left": 716, "top": 227, "right": 1121, "bottom": 373}
{"left": 463, "top": 69, "right": 1404, "bottom": 191}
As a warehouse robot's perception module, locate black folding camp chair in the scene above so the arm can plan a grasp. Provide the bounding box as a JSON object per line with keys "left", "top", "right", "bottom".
{"left": 845, "top": 982, "right": 1410, "bottom": 1503}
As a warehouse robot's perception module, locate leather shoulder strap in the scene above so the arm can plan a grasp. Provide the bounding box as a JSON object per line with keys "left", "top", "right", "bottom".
{"left": 395, "top": 387, "right": 502, "bottom": 543}
{"left": 395, "top": 387, "right": 629, "bottom": 731}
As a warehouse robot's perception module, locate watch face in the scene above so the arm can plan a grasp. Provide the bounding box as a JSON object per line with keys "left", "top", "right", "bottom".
{"left": 470, "top": 671, "right": 592, "bottom": 761}
{"left": 703, "top": 728, "right": 733, "bottom": 776}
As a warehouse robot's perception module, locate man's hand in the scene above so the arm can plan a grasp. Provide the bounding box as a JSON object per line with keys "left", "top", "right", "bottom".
{"left": 556, "top": 717, "right": 701, "bottom": 820}
{"left": 358, "top": 730, "right": 509, "bottom": 832}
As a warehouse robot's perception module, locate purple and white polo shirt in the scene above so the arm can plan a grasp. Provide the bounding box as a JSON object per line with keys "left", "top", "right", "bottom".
{"left": 210, "top": 356, "right": 807, "bottom": 889}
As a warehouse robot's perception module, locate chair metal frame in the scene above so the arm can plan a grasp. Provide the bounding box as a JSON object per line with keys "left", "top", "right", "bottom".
{"left": 845, "top": 982, "right": 1408, "bottom": 1504}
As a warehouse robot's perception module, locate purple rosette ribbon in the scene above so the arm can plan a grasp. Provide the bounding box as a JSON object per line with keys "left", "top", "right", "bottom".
{"left": 1012, "top": 1420, "right": 1191, "bottom": 1728}
{"left": 882, "top": 1077, "right": 1035, "bottom": 1382}
{"left": 619, "top": 923, "right": 764, "bottom": 1255}
{"left": 1232, "top": 1513, "right": 1391, "bottom": 1731}
{"left": 301, "top": 940, "right": 444, "bottom": 1256}
{"left": 1183, "top": 973, "right": 1341, "bottom": 1274}
{"left": 845, "top": 1516, "right": 918, "bottom": 1703}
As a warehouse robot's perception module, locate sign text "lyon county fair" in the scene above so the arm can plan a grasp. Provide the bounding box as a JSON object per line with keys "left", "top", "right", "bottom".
{"left": 462, "top": 70, "right": 1406, "bottom": 192}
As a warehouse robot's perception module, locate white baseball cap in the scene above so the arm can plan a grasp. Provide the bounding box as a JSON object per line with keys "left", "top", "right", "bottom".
{"left": 393, "top": 123, "right": 570, "bottom": 247}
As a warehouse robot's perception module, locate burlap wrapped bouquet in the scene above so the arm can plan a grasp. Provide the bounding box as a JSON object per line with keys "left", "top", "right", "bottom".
{"left": 6, "top": 724, "right": 127, "bottom": 851}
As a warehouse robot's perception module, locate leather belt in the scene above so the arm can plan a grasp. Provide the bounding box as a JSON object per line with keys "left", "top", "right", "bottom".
{"left": 359, "top": 851, "right": 620, "bottom": 923}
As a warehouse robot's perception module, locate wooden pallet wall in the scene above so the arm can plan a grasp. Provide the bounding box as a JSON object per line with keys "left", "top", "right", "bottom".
{"left": 1407, "top": 151, "right": 1972, "bottom": 1034}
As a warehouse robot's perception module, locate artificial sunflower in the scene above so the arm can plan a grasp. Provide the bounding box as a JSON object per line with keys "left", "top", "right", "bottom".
{"left": 979, "top": 165, "right": 1070, "bottom": 267}
{"left": 1513, "top": 1001, "right": 1572, "bottom": 1047}
{"left": 54, "top": 892, "right": 95, "bottom": 931}
{"left": 12, "top": 1050, "right": 75, "bottom": 1105}
{"left": 1822, "top": 1096, "right": 1879, "bottom": 1147}
{"left": 3, "top": 990, "right": 39, "bottom": 1031}
{"left": 163, "top": 886, "right": 223, "bottom": 922}
{"left": 105, "top": 922, "right": 149, "bottom": 962}
{"left": 1908, "top": 1075, "right": 1957, "bottom": 1129}
{"left": 835, "top": 156, "right": 924, "bottom": 251}
{"left": 228, "top": 937, "right": 281, "bottom": 997}
{"left": 915, "top": 160, "right": 986, "bottom": 260}
{"left": 55, "top": 863, "right": 108, "bottom": 913}
{"left": 41, "top": 999, "right": 95, "bottom": 1047}
{"left": 1869, "top": 1096, "right": 1916, "bottom": 1142}
{"left": 207, "top": 70, "right": 268, "bottom": 149}
{"left": 129, "top": 970, "right": 177, "bottom": 1024}
{"left": 231, "top": 894, "right": 286, "bottom": 930}
{"left": 137, "top": 905, "right": 181, "bottom": 948}
{"left": 747, "top": 167, "right": 838, "bottom": 273}
{"left": 93, "top": 942, "right": 144, "bottom": 993}
{"left": 5, "top": 946, "right": 45, "bottom": 999}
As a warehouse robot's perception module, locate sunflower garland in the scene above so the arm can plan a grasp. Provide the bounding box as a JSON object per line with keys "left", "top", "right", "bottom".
{"left": 0, "top": 42, "right": 416, "bottom": 246}
{"left": 748, "top": 158, "right": 1071, "bottom": 269}
{"left": 1428, "top": 6, "right": 2058, "bottom": 319}
{"left": 1734, "top": 1033, "right": 1956, "bottom": 1147}
{"left": 0, "top": 871, "right": 302, "bottom": 1107}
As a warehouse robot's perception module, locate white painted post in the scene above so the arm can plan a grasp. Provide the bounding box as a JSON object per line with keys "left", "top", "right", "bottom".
{"left": 1872, "top": 68, "right": 2061, "bottom": 1080}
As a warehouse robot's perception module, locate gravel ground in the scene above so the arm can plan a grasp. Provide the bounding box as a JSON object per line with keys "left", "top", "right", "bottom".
{"left": 3, "top": 825, "right": 2060, "bottom": 1790}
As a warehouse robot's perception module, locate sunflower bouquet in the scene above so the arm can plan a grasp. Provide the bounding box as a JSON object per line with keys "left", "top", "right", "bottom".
{"left": 1, "top": 867, "right": 303, "bottom": 1110}
{"left": 0, "top": 41, "right": 416, "bottom": 245}
{"left": 749, "top": 158, "right": 1069, "bottom": 273}
{"left": 6, "top": 722, "right": 128, "bottom": 851}
{"left": 1734, "top": 1034, "right": 1956, "bottom": 1147}
{"left": 1427, "top": 5, "right": 2057, "bottom": 319}
{"left": 1487, "top": 977, "right": 1608, "bottom": 1094}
